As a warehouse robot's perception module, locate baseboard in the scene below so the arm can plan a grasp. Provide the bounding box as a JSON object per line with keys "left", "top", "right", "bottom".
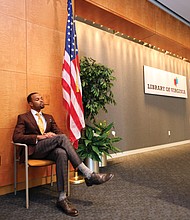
{"left": 0, "top": 170, "right": 76, "bottom": 196}
{"left": 0, "top": 175, "right": 57, "bottom": 196}
{"left": 108, "top": 140, "right": 190, "bottom": 160}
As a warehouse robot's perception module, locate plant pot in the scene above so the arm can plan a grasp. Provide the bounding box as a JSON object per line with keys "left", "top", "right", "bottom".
{"left": 99, "top": 153, "right": 107, "bottom": 167}
{"left": 85, "top": 158, "right": 99, "bottom": 173}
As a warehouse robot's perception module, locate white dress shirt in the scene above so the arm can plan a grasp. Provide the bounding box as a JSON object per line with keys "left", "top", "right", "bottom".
{"left": 31, "top": 109, "right": 47, "bottom": 132}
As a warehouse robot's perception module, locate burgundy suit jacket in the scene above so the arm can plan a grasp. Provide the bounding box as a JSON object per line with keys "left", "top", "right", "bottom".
{"left": 13, "top": 111, "right": 63, "bottom": 157}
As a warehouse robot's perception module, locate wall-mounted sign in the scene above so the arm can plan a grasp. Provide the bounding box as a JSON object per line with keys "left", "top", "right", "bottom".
{"left": 144, "top": 65, "right": 188, "bottom": 98}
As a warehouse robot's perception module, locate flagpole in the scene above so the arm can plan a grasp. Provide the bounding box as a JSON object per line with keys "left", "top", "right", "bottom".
{"left": 72, "top": 0, "right": 75, "bottom": 13}
{"left": 65, "top": 0, "right": 84, "bottom": 185}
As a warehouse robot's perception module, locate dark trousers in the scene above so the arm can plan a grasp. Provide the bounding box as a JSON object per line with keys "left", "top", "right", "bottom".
{"left": 30, "top": 134, "right": 82, "bottom": 193}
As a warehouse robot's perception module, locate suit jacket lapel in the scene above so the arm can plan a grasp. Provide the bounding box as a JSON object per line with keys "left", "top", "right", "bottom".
{"left": 26, "top": 111, "right": 41, "bottom": 133}
{"left": 26, "top": 112, "right": 51, "bottom": 133}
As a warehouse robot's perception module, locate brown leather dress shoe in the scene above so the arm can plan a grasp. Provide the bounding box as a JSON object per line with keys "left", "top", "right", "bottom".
{"left": 56, "top": 198, "right": 79, "bottom": 217}
{"left": 85, "top": 172, "right": 114, "bottom": 186}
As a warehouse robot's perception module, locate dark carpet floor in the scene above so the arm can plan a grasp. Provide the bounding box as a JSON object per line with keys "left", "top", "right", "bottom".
{"left": 0, "top": 144, "right": 190, "bottom": 220}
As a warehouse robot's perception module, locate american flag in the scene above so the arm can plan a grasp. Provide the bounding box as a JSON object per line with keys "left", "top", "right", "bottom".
{"left": 62, "top": 0, "right": 85, "bottom": 147}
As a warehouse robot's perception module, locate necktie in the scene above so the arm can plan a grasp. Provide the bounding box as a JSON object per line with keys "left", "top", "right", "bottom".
{"left": 36, "top": 113, "right": 44, "bottom": 134}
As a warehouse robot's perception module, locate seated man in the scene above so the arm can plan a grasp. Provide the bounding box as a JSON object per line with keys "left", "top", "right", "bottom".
{"left": 13, "top": 92, "right": 113, "bottom": 217}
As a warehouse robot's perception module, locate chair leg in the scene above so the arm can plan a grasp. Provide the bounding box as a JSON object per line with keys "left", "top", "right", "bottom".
{"left": 14, "top": 145, "right": 17, "bottom": 195}
{"left": 25, "top": 164, "right": 29, "bottom": 209}
{"left": 67, "top": 161, "right": 70, "bottom": 196}
{"left": 25, "top": 146, "right": 29, "bottom": 209}
{"left": 50, "top": 164, "right": 53, "bottom": 187}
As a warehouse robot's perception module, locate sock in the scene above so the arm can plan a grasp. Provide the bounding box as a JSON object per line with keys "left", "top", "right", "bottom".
{"left": 58, "top": 191, "right": 67, "bottom": 201}
{"left": 77, "top": 162, "right": 93, "bottom": 179}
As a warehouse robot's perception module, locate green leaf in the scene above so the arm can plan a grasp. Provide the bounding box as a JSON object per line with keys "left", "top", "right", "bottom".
{"left": 85, "top": 126, "right": 93, "bottom": 140}
{"left": 92, "top": 145, "right": 101, "bottom": 155}
{"left": 84, "top": 139, "right": 92, "bottom": 146}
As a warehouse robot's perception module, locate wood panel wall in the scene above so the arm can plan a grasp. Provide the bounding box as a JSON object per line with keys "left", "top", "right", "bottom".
{"left": 0, "top": 0, "right": 67, "bottom": 195}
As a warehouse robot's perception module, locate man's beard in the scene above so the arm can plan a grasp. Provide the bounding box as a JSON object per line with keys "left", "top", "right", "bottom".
{"left": 40, "top": 104, "right": 45, "bottom": 109}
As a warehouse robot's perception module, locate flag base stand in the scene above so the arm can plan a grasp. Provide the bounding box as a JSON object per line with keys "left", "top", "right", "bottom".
{"left": 69, "top": 170, "right": 85, "bottom": 184}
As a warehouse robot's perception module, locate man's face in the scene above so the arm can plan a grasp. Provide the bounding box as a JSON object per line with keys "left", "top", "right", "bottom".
{"left": 29, "top": 93, "right": 44, "bottom": 111}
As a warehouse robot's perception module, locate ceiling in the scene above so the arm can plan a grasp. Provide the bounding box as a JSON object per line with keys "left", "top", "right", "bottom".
{"left": 148, "top": 0, "right": 190, "bottom": 26}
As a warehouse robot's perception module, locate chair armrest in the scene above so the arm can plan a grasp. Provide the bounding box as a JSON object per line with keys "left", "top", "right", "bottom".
{"left": 12, "top": 142, "right": 28, "bottom": 147}
{"left": 12, "top": 142, "right": 28, "bottom": 163}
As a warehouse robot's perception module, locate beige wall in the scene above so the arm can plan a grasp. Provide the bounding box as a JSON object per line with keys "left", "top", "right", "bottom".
{"left": 0, "top": 0, "right": 68, "bottom": 193}
{"left": 77, "top": 21, "right": 190, "bottom": 150}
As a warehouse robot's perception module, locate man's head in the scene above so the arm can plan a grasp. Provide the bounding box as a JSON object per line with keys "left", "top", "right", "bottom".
{"left": 27, "top": 92, "right": 44, "bottom": 112}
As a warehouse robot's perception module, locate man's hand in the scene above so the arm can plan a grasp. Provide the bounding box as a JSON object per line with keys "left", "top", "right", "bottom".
{"left": 37, "top": 132, "right": 57, "bottom": 140}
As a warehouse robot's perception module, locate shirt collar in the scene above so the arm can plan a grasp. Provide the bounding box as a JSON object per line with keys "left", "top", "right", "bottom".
{"left": 31, "top": 109, "right": 42, "bottom": 116}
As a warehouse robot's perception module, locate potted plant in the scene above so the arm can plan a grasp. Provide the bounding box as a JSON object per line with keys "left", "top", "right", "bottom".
{"left": 77, "top": 56, "right": 121, "bottom": 171}
{"left": 79, "top": 56, "right": 116, "bottom": 121}
{"left": 78, "top": 121, "right": 121, "bottom": 160}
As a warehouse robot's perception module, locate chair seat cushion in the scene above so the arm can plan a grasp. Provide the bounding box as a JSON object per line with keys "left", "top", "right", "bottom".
{"left": 28, "top": 159, "right": 55, "bottom": 167}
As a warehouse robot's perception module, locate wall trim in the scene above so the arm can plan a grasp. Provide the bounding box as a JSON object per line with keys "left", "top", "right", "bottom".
{"left": 0, "top": 175, "right": 56, "bottom": 196}
{"left": 108, "top": 140, "right": 190, "bottom": 160}
{"left": 0, "top": 171, "right": 75, "bottom": 196}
